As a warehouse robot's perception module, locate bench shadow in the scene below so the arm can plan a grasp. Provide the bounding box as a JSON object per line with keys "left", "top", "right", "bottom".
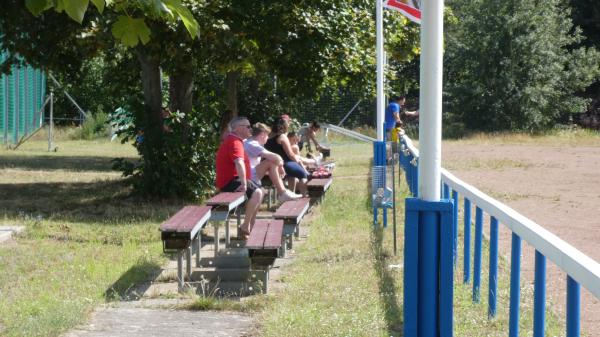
{"left": 104, "top": 260, "right": 163, "bottom": 301}
{"left": 0, "top": 155, "right": 138, "bottom": 172}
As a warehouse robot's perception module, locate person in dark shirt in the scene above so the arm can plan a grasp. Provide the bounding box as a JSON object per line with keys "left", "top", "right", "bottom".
{"left": 265, "top": 117, "right": 309, "bottom": 195}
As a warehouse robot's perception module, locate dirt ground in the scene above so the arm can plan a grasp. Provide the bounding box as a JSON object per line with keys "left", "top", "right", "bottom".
{"left": 442, "top": 140, "right": 600, "bottom": 336}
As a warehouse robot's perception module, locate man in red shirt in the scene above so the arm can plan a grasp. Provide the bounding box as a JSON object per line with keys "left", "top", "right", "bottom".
{"left": 215, "top": 116, "right": 264, "bottom": 238}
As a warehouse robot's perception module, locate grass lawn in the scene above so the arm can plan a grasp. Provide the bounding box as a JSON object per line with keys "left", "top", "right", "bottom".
{"left": 0, "top": 129, "right": 573, "bottom": 336}
{"left": 0, "top": 134, "right": 182, "bottom": 337}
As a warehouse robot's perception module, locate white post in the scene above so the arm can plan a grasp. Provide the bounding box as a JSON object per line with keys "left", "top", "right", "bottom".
{"left": 48, "top": 92, "right": 54, "bottom": 152}
{"left": 418, "top": 0, "right": 444, "bottom": 201}
{"left": 376, "top": 0, "right": 385, "bottom": 141}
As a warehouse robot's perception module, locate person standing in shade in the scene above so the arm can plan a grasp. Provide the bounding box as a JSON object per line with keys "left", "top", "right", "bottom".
{"left": 215, "top": 116, "right": 263, "bottom": 239}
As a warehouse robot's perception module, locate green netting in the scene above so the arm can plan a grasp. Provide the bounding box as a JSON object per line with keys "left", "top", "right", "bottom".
{"left": 0, "top": 52, "right": 46, "bottom": 145}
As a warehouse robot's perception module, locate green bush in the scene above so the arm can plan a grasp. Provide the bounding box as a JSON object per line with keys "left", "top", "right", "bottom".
{"left": 68, "top": 112, "right": 110, "bottom": 140}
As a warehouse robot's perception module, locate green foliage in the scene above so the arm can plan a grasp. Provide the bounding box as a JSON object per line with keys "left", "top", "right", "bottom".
{"left": 68, "top": 111, "right": 110, "bottom": 140}
{"left": 113, "top": 110, "right": 219, "bottom": 200}
{"left": 445, "top": 0, "right": 600, "bottom": 132}
{"left": 22, "top": 0, "right": 198, "bottom": 46}
{"left": 111, "top": 16, "right": 151, "bottom": 47}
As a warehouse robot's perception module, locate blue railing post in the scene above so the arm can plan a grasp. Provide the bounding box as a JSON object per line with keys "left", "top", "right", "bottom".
{"left": 489, "top": 216, "right": 499, "bottom": 318}
{"left": 443, "top": 183, "right": 450, "bottom": 199}
{"left": 534, "top": 250, "right": 546, "bottom": 337}
{"left": 404, "top": 198, "right": 454, "bottom": 337}
{"left": 509, "top": 233, "right": 522, "bottom": 337}
{"left": 566, "top": 276, "right": 581, "bottom": 337}
{"left": 411, "top": 159, "right": 419, "bottom": 198}
{"left": 452, "top": 190, "right": 459, "bottom": 267}
{"left": 463, "top": 198, "right": 471, "bottom": 284}
{"left": 473, "top": 206, "right": 483, "bottom": 302}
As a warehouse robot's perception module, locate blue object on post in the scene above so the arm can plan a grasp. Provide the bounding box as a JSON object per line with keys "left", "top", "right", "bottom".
{"left": 372, "top": 141, "right": 389, "bottom": 226}
{"left": 404, "top": 198, "right": 454, "bottom": 337}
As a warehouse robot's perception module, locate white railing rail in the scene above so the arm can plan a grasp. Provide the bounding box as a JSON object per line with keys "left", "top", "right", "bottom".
{"left": 401, "top": 134, "right": 600, "bottom": 299}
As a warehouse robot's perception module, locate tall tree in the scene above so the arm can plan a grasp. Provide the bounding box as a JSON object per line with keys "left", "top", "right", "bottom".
{"left": 446, "top": 0, "right": 600, "bottom": 131}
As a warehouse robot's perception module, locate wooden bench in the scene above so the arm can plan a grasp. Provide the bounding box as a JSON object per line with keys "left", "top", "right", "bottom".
{"left": 246, "top": 219, "right": 284, "bottom": 292}
{"left": 205, "top": 192, "right": 246, "bottom": 255}
{"left": 160, "top": 205, "right": 212, "bottom": 291}
{"left": 273, "top": 198, "right": 311, "bottom": 250}
{"left": 307, "top": 177, "right": 333, "bottom": 201}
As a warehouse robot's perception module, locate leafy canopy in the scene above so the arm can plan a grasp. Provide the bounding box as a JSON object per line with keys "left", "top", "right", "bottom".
{"left": 24, "top": 0, "right": 199, "bottom": 47}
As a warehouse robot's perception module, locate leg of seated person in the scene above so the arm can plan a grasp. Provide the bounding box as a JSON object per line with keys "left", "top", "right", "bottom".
{"left": 255, "top": 160, "right": 284, "bottom": 193}
{"left": 287, "top": 177, "right": 297, "bottom": 193}
{"left": 297, "top": 178, "right": 308, "bottom": 195}
{"left": 242, "top": 187, "right": 263, "bottom": 234}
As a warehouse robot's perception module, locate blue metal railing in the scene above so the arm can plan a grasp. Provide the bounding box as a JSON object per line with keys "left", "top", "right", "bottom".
{"left": 399, "top": 135, "right": 600, "bottom": 337}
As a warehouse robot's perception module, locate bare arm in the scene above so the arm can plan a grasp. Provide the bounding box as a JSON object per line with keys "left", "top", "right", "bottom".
{"left": 307, "top": 130, "right": 322, "bottom": 150}
{"left": 278, "top": 135, "right": 301, "bottom": 162}
{"left": 233, "top": 158, "right": 247, "bottom": 191}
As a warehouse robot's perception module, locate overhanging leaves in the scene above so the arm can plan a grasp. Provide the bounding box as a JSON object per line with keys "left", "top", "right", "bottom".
{"left": 111, "top": 15, "right": 151, "bottom": 47}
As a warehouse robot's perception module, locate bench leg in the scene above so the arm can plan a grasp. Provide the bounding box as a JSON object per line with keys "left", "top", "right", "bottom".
{"left": 177, "top": 250, "right": 184, "bottom": 292}
{"left": 186, "top": 246, "right": 192, "bottom": 281}
{"left": 294, "top": 225, "right": 300, "bottom": 239}
{"left": 287, "top": 234, "right": 294, "bottom": 249}
{"left": 196, "top": 232, "right": 201, "bottom": 267}
{"left": 225, "top": 219, "right": 230, "bottom": 248}
{"left": 267, "top": 188, "right": 272, "bottom": 209}
{"left": 214, "top": 221, "right": 219, "bottom": 257}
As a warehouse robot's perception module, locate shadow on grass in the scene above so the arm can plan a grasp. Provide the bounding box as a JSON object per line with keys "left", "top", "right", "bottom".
{"left": 0, "top": 155, "right": 138, "bottom": 172}
{"left": 371, "top": 226, "right": 404, "bottom": 336}
{"left": 105, "top": 259, "right": 163, "bottom": 301}
{"left": 367, "top": 158, "right": 404, "bottom": 336}
{"left": 0, "top": 179, "right": 183, "bottom": 225}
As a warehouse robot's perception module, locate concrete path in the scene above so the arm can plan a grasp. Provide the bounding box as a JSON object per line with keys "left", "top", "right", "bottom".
{"left": 63, "top": 300, "right": 255, "bottom": 337}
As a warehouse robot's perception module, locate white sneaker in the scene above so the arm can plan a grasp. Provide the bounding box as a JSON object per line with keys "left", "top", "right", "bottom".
{"left": 278, "top": 189, "right": 302, "bottom": 202}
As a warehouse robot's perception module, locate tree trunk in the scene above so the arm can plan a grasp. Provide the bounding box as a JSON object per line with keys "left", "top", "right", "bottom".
{"left": 226, "top": 70, "right": 240, "bottom": 116}
{"left": 137, "top": 51, "right": 163, "bottom": 131}
{"left": 169, "top": 70, "right": 194, "bottom": 114}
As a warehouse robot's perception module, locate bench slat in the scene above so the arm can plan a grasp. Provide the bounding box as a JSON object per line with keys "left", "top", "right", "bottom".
{"left": 205, "top": 192, "right": 246, "bottom": 211}
{"left": 307, "top": 178, "right": 333, "bottom": 190}
{"left": 263, "top": 220, "right": 284, "bottom": 249}
{"left": 246, "top": 220, "right": 269, "bottom": 248}
{"left": 246, "top": 219, "right": 283, "bottom": 249}
{"left": 273, "top": 198, "right": 310, "bottom": 221}
{"left": 160, "top": 206, "right": 212, "bottom": 233}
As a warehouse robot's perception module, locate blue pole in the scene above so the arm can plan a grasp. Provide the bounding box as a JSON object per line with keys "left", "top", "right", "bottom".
{"left": 534, "top": 250, "right": 546, "bottom": 337}
{"left": 566, "top": 276, "right": 581, "bottom": 337}
{"left": 443, "top": 183, "right": 450, "bottom": 199}
{"left": 473, "top": 206, "right": 483, "bottom": 302}
{"left": 452, "top": 190, "right": 458, "bottom": 267}
{"left": 489, "top": 216, "right": 499, "bottom": 318}
{"left": 463, "top": 198, "right": 471, "bottom": 284}
{"left": 509, "top": 233, "right": 521, "bottom": 337}
{"left": 418, "top": 211, "right": 439, "bottom": 337}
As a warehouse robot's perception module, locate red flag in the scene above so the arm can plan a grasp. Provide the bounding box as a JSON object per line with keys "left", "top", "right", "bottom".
{"left": 384, "top": 0, "right": 421, "bottom": 24}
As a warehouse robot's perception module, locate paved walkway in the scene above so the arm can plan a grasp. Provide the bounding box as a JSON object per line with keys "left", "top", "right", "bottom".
{"left": 63, "top": 299, "right": 255, "bottom": 337}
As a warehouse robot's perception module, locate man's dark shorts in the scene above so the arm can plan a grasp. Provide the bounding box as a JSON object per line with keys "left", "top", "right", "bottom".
{"left": 220, "top": 178, "right": 260, "bottom": 199}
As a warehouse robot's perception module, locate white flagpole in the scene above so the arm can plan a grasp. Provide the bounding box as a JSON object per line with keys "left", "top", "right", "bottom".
{"left": 418, "top": 0, "right": 444, "bottom": 201}
{"left": 376, "top": 0, "right": 385, "bottom": 141}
